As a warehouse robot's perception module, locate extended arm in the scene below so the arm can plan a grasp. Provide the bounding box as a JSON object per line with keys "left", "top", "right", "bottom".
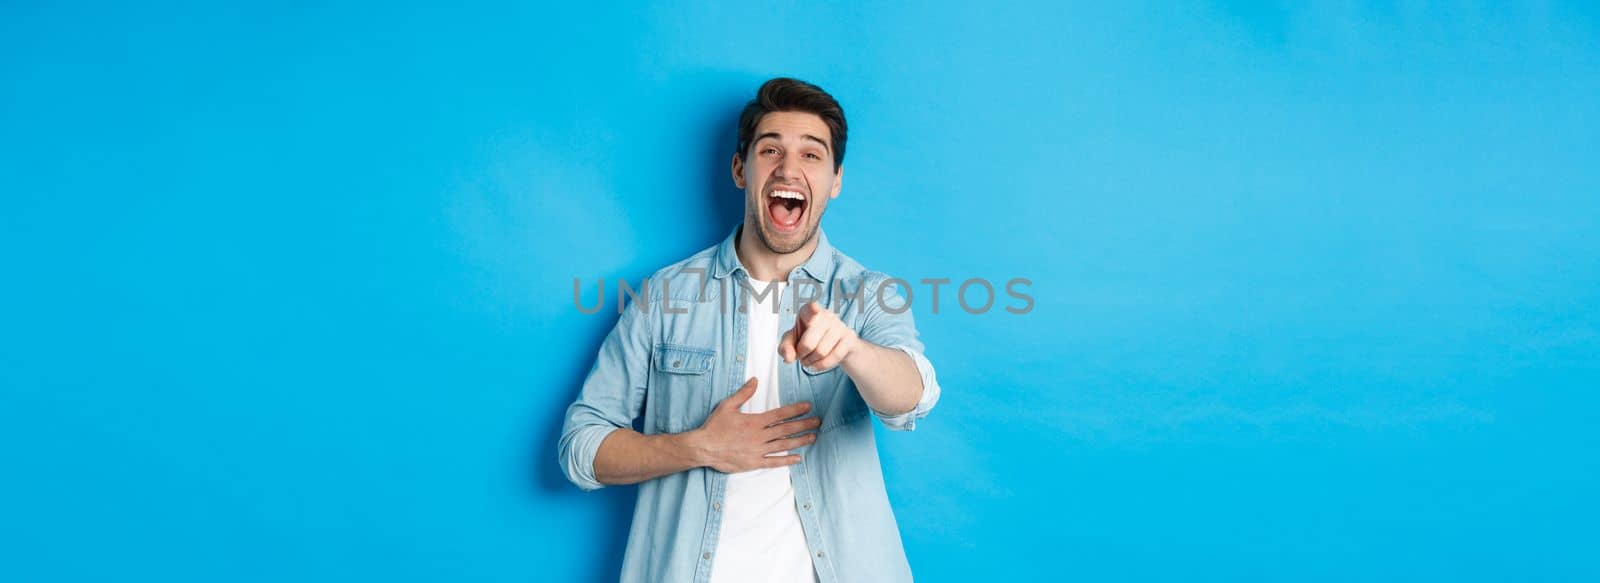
{"left": 779, "top": 278, "right": 941, "bottom": 430}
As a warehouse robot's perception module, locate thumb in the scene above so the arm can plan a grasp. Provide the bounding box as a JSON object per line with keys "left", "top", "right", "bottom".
{"left": 779, "top": 325, "right": 800, "bottom": 363}
{"left": 723, "top": 377, "right": 759, "bottom": 409}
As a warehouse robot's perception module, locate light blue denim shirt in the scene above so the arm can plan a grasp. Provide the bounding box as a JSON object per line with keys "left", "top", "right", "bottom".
{"left": 559, "top": 226, "right": 941, "bottom": 582}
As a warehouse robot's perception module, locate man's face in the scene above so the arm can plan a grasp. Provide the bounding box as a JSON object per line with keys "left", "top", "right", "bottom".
{"left": 732, "top": 111, "right": 843, "bottom": 255}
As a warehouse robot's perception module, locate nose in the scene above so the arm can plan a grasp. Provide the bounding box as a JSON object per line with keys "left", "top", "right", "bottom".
{"left": 774, "top": 152, "right": 802, "bottom": 181}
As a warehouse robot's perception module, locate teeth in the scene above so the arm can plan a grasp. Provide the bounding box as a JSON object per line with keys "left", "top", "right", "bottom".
{"left": 769, "top": 190, "right": 805, "bottom": 200}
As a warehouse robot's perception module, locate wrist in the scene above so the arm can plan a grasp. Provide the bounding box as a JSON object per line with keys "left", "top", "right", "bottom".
{"left": 840, "top": 339, "right": 876, "bottom": 375}
{"left": 674, "top": 429, "right": 710, "bottom": 468}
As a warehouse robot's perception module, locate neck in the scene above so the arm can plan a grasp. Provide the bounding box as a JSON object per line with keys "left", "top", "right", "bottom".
{"left": 735, "top": 222, "right": 818, "bottom": 282}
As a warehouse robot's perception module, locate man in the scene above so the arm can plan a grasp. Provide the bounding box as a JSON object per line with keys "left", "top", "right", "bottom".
{"left": 559, "top": 77, "right": 941, "bottom": 583}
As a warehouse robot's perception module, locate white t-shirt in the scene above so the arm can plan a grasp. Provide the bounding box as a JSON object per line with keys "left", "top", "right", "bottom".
{"left": 708, "top": 280, "right": 818, "bottom": 583}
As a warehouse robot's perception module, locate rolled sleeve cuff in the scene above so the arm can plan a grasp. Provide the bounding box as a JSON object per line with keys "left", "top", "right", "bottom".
{"left": 871, "top": 345, "right": 941, "bottom": 431}
{"left": 559, "top": 424, "right": 622, "bottom": 491}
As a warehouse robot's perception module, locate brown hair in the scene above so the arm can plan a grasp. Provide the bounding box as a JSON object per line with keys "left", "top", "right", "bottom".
{"left": 735, "top": 77, "right": 847, "bottom": 171}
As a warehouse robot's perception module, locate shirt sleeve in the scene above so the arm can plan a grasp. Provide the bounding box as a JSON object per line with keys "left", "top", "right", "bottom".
{"left": 855, "top": 275, "right": 942, "bottom": 431}
{"left": 557, "top": 294, "right": 653, "bottom": 491}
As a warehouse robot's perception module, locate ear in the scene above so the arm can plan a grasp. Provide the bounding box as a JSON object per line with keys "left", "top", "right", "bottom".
{"left": 731, "top": 153, "right": 746, "bottom": 190}
{"left": 830, "top": 166, "right": 843, "bottom": 199}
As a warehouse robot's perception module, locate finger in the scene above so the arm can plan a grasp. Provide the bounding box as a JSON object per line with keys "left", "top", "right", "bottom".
{"left": 797, "top": 301, "right": 822, "bottom": 322}
{"left": 762, "top": 400, "right": 813, "bottom": 423}
{"left": 758, "top": 454, "right": 803, "bottom": 468}
{"left": 765, "top": 416, "right": 823, "bottom": 439}
{"left": 805, "top": 328, "right": 842, "bottom": 367}
{"left": 779, "top": 326, "right": 800, "bottom": 363}
{"left": 765, "top": 433, "right": 818, "bottom": 453}
{"left": 808, "top": 352, "right": 844, "bottom": 372}
{"left": 796, "top": 321, "right": 827, "bottom": 363}
{"left": 808, "top": 332, "right": 855, "bottom": 370}
{"left": 769, "top": 414, "right": 824, "bottom": 432}
{"left": 719, "top": 377, "right": 759, "bottom": 410}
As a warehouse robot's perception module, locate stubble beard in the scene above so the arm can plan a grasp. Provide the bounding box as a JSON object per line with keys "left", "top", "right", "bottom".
{"left": 746, "top": 200, "right": 819, "bottom": 256}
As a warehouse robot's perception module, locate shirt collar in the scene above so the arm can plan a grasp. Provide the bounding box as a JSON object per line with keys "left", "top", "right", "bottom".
{"left": 712, "top": 224, "right": 835, "bottom": 283}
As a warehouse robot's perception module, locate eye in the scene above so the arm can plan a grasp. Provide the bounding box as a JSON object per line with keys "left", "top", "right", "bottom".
{"left": 804, "top": 152, "right": 822, "bottom": 161}
{"left": 761, "top": 147, "right": 780, "bottom": 156}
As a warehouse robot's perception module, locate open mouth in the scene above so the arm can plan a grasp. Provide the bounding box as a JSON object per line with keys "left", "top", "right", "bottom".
{"left": 766, "top": 188, "right": 807, "bottom": 233}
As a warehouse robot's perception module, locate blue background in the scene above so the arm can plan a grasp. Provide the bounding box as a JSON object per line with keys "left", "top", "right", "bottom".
{"left": 3, "top": 2, "right": 1597, "bottom": 581}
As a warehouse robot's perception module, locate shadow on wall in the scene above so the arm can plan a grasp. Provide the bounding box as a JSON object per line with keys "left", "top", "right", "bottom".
{"left": 525, "top": 79, "right": 749, "bottom": 582}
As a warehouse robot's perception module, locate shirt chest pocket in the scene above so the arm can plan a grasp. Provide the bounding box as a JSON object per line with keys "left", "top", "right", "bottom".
{"left": 650, "top": 344, "right": 716, "bottom": 433}
{"left": 803, "top": 364, "right": 868, "bottom": 432}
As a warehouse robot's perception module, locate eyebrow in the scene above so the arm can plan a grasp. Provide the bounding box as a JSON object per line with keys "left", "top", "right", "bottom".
{"left": 755, "top": 131, "right": 830, "bottom": 152}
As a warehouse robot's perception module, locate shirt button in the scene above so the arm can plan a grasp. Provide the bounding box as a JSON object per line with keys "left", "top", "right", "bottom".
{"left": 703, "top": 552, "right": 712, "bottom": 560}
{"left": 712, "top": 502, "right": 721, "bottom": 511}
{"left": 735, "top": 355, "right": 744, "bottom": 362}
{"left": 672, "top": 360, "right": 681, "bottom": 368}
{"left": 801, "top": 503, "right": 811, "bottom": 511}
{"left": 816, "top": 551, "right": 825, "bottom": 558}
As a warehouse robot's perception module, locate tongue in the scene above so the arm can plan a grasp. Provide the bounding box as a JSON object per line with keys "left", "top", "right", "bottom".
{"left": 769, "top": 199, "right": 801, "bottom": 227}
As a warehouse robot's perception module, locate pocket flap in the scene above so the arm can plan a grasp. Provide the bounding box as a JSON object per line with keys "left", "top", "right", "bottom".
{"left": 654, "top": 345, "right": 714, "bottom": 375}
{"left": 802, "top": 362, "right": 840, "bottom": 376}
